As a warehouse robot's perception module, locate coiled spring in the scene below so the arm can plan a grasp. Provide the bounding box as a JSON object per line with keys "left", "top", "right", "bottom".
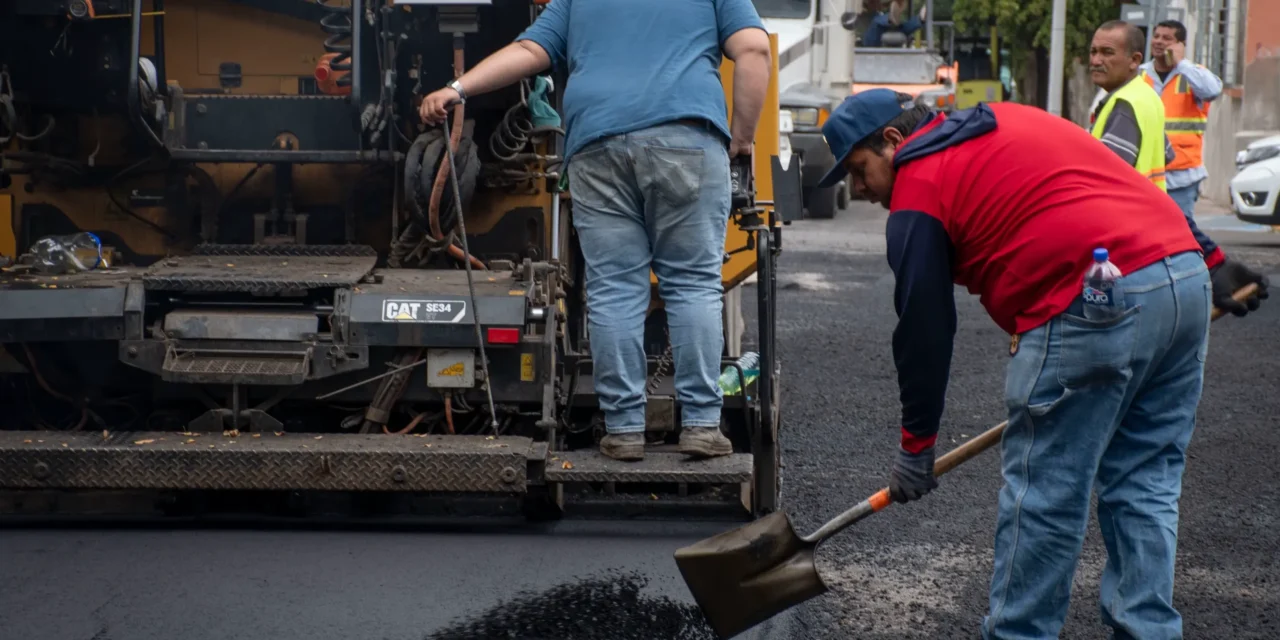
{"left": 489, "top": 102, "right": 536, "bottom": 163}
{"left": 316, "top": 0, "right": 352, "bottom": 88}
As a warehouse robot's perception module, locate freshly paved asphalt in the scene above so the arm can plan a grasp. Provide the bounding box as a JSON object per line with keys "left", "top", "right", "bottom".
{"left": 1, "top": 204, "right": 1277, "bottom": 640}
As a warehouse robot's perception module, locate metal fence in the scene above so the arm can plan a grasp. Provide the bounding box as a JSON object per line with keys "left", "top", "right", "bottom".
{"left": 1189, "top": 0, "right": 1247, "bottom": 87}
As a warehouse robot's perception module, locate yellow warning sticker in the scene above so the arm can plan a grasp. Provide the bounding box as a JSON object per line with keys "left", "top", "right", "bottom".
{"left": 438, "top": 362, "right": 466, "bottom": 377}
{"left": 520, "top": 354, "right": 535, "bottom": 382}
{"left": 509, "top": 290, "right": 525, "bottom": 296}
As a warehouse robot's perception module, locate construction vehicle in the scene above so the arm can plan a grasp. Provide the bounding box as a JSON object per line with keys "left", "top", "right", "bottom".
{"left": 755, "top": 0, "right": 854, "bottom": 219}
{"left": 832, "top": 0, "right": 954, "bottom": 203}
{"left": 0, "top": 0, "right": 802, "bottom": 521}
{"left": 840, "top": 0, "right": 956, "bottom": 107}
{"left": 953, "top": 25, "right": 1010, "bottom": 110}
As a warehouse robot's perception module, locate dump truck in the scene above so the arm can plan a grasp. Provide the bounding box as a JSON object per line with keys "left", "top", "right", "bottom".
{"left": 0, "top": 0, "right": 802, "bottom": 521}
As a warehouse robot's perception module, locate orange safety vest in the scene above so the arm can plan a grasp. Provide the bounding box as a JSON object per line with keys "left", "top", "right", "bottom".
{"left": 1141, "top": 68, "right": 1210, "bottom": 172}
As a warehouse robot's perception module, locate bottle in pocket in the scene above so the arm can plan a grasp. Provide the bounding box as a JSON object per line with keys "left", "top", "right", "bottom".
{"left": 1082, "top": 247, "right": 1125, "bottom": 321}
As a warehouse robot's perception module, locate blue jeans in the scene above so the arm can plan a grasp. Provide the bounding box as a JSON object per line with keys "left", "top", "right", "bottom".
{"left": 983, "top": 251, "right": 1211, "bottom": 640}
{"left": 1167, "top": 182, "right": 1200, "bottom": 221}
{"left": 862, "top": 13, "right": 922, "bottom": 47}
{"left": 567, "top": 121, "right": 730, "bottom": 434}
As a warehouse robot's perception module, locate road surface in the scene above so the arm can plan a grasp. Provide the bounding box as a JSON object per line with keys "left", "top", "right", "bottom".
{"left": 2, "top": 203, "right": 1277, "bottom": 640}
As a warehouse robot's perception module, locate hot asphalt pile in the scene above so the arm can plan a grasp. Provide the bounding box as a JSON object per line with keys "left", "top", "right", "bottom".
{"left": 425, "top": 570, "right": 715, "bottom": 640}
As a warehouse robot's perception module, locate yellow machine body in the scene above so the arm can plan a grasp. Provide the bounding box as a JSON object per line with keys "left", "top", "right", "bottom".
{"left": 4, "top": 1, "right": 777, "bottom": 296}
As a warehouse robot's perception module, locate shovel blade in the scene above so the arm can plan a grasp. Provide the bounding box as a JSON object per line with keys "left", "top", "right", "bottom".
{"left": 674, "top": 511, "right": 829, "bottom": 639}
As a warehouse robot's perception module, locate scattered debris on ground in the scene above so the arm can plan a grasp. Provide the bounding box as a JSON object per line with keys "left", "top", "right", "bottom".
{"left": 424, "top": 570, "right": 714, "bottom": 640}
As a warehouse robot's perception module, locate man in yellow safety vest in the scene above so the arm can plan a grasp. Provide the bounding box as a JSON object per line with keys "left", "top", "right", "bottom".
{"left": 1088, "top": 20, "right": 1173, "bottom": 189}
{"left": 1140, "top": 19, "right": 1223, "bottom": 220}
{"left": 1088, "top": 19, "right": 1267, "bottom": 315}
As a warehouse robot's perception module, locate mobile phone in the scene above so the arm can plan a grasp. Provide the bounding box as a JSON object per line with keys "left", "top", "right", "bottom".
{"left": 1163, "top": 49, "right": 1174, "bottom": 65}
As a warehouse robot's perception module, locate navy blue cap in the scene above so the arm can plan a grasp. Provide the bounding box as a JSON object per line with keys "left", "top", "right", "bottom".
{"left": 816, "top": 89, "right": 916, "bottom": 189}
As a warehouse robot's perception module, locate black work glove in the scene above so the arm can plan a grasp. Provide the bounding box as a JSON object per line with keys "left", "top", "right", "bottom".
{"left": 889, "top": 446, "right": 938, "bottom": 503}
{"left": 1210, "top": 259, "right": 1270, "bottom": 317}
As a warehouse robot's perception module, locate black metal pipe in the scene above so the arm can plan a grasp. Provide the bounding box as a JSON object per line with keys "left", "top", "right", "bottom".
{"left": 127, "top": 0, "right": 142, "bottom": 116}
{"left": 128, "top": 0, "right": 164, "bottom": 149}
{"left": 350, "top": 0, "right": 363, "bottom": 130}
{"left": 153, "top": 0, "right": 167, "bottom": 94}
{"left": 756, "top": 229, "right": 774, "bottom": 446}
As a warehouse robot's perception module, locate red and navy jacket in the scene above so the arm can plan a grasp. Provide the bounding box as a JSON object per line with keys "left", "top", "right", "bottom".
{"left": 887, "top": 102, "right": 1211, "bottom": 455}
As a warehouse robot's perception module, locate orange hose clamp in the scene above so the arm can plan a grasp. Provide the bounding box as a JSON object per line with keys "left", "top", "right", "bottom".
{"left": 315, "top": 53, "right": 352, "bottom": 96}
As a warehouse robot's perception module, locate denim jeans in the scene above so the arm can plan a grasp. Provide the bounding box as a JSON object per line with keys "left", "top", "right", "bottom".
{"left": 567, "top": 121, "right": 730, "bottom": 434}
{"left": 862, "top": 13, "right": 922, "bottom": 47}
{"left": 1167, "top": 182, "right": 1200, "bottom": 221}
{"left": 982, "top": 251, "right": 1211, "bottom": 640}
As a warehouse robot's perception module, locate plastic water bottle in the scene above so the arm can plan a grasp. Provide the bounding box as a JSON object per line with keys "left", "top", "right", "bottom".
{"left": 718, "top": 352, "right": 760, "bottom": 396}
{"left": 28, "top": 232, "right": 108, "bottom": 275}
{"left": 1082, "top": 247, "right": 1124, "bottom": 320}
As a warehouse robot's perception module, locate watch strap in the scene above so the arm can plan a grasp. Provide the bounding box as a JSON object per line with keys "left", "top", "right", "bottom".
{"left": 447, "top": 80, "right": 467, "bottom": 103}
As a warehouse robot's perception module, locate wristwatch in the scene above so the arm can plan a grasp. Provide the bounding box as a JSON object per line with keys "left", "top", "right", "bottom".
{"left": 447, "top": 79, "right": 467, "bottom": 104}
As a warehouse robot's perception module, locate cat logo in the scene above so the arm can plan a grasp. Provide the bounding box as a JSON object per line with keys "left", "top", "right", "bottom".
{"left": 437, "top": 362, "right": 466, "bottom": 377}
{"left": 381, "top": 299, "right": 467, "bottom": 323}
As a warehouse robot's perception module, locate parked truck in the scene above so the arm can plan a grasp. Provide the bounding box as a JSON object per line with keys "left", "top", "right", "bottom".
{"left": 756, "top": 0, "right": 854, "bottom": 218}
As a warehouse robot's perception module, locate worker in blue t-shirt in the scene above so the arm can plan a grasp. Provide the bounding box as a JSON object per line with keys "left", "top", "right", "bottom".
{"left": 419, "top": 0, "right": 772, "bottom": 463}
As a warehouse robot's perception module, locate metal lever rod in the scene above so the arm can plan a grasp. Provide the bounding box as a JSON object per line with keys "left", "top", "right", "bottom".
{"left": 441, "top": 112, "right": 500, "bottom": 433}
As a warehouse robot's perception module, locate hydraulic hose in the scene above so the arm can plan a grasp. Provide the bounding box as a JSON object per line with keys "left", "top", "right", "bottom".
{"left": 427, "top": 43, "right": 467, "bottom": 241}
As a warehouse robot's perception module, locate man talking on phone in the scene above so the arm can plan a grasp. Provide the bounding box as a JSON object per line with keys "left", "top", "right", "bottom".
{"left": 1139, "top": 20, "right": 1223, "bottom": 221}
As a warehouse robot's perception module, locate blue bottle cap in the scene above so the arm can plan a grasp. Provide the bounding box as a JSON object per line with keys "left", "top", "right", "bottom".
{"left": 1093, "top": 248, "right": 1108, "bottom": 262}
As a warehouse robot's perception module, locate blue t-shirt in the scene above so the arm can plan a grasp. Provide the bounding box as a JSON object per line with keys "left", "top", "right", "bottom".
{"left": 517, "top": 0, "right": 765, "bottom": 163}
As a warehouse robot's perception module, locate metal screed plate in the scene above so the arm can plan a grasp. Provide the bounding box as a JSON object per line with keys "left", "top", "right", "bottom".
{"left": 0, "top": 432, "right": 538, "bottom": 493}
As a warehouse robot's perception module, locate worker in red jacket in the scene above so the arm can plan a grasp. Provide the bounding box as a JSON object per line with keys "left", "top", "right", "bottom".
{"left": 815, "top": 89, "right": 1268, "bottom": 639}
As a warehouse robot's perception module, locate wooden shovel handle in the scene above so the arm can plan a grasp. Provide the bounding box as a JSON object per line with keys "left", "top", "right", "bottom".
{"left": 1211, "top": 283, "right": 1260, "bottom": 321}
{"left": 862, "top": 422, "right": 1006, "bottom": 515}
{"left": 934, "top": 421, "right": 1007, "bottom": 476}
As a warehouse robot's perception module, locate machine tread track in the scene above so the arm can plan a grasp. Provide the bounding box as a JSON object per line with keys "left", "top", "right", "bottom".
{"left": 190, "top": 244, "right": 378, "bottom": 258}
{"left": 182, "top": 93, "right": 350, "bottom": 101}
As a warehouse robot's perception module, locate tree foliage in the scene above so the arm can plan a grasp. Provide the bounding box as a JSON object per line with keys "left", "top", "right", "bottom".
{"left": 951, "top": 0, "right": 1121, "bottom": 86}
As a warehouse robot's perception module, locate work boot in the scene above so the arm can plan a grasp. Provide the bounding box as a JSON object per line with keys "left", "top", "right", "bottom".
{"left": 678, "top": 426, "right": 733, "bottom": 459}
{"left": 600, "top": 432, "right": 645, "bottom": 461}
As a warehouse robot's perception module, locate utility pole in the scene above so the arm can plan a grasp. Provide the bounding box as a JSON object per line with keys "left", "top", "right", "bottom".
{"left": 1046, "top": 0, "right": 1067, "bottom": 115}
{"left": 926, "top": 0, "right": 935, "bottom": 51}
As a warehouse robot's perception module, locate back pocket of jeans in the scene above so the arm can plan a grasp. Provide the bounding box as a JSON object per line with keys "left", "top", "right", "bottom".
{"left": 1055, "top": 306, "right": 1141, "bottom": 389}
{"left": 566, "top": 144, "right": 621, "bottom": 212}
{"left": 642, "top": 145, "right": 704, "bottom": 208}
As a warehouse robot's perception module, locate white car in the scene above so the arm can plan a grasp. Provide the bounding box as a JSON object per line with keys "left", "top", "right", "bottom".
{"left": 1231, "top": 135, "right": 1280, "bottom": 226}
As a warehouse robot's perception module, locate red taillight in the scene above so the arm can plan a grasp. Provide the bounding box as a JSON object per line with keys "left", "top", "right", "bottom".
{"left": 487, "top": 327, "right": 520, "bottom": 344}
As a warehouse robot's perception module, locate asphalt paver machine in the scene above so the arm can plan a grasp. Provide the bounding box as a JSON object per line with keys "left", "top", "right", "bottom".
{"left": 0, "top": 0, "right": 801, "bottom": 521}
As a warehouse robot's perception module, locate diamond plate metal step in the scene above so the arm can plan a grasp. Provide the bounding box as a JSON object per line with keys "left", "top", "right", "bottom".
{"left": 0, "top": 432, "right": 543, "bottom": 493}
{"left": 161, "top": 348, "right": 310, "bottom": 385}
{"left": 141, "top": 246, "right": 377, "bottom": 293}
{"left": 544, "top": 450, "right": 754, "bottom": 484}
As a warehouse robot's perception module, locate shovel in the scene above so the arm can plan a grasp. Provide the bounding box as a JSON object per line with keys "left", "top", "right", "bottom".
{"left": 673, "top": 282, "right": 1260, "bottom": 640}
